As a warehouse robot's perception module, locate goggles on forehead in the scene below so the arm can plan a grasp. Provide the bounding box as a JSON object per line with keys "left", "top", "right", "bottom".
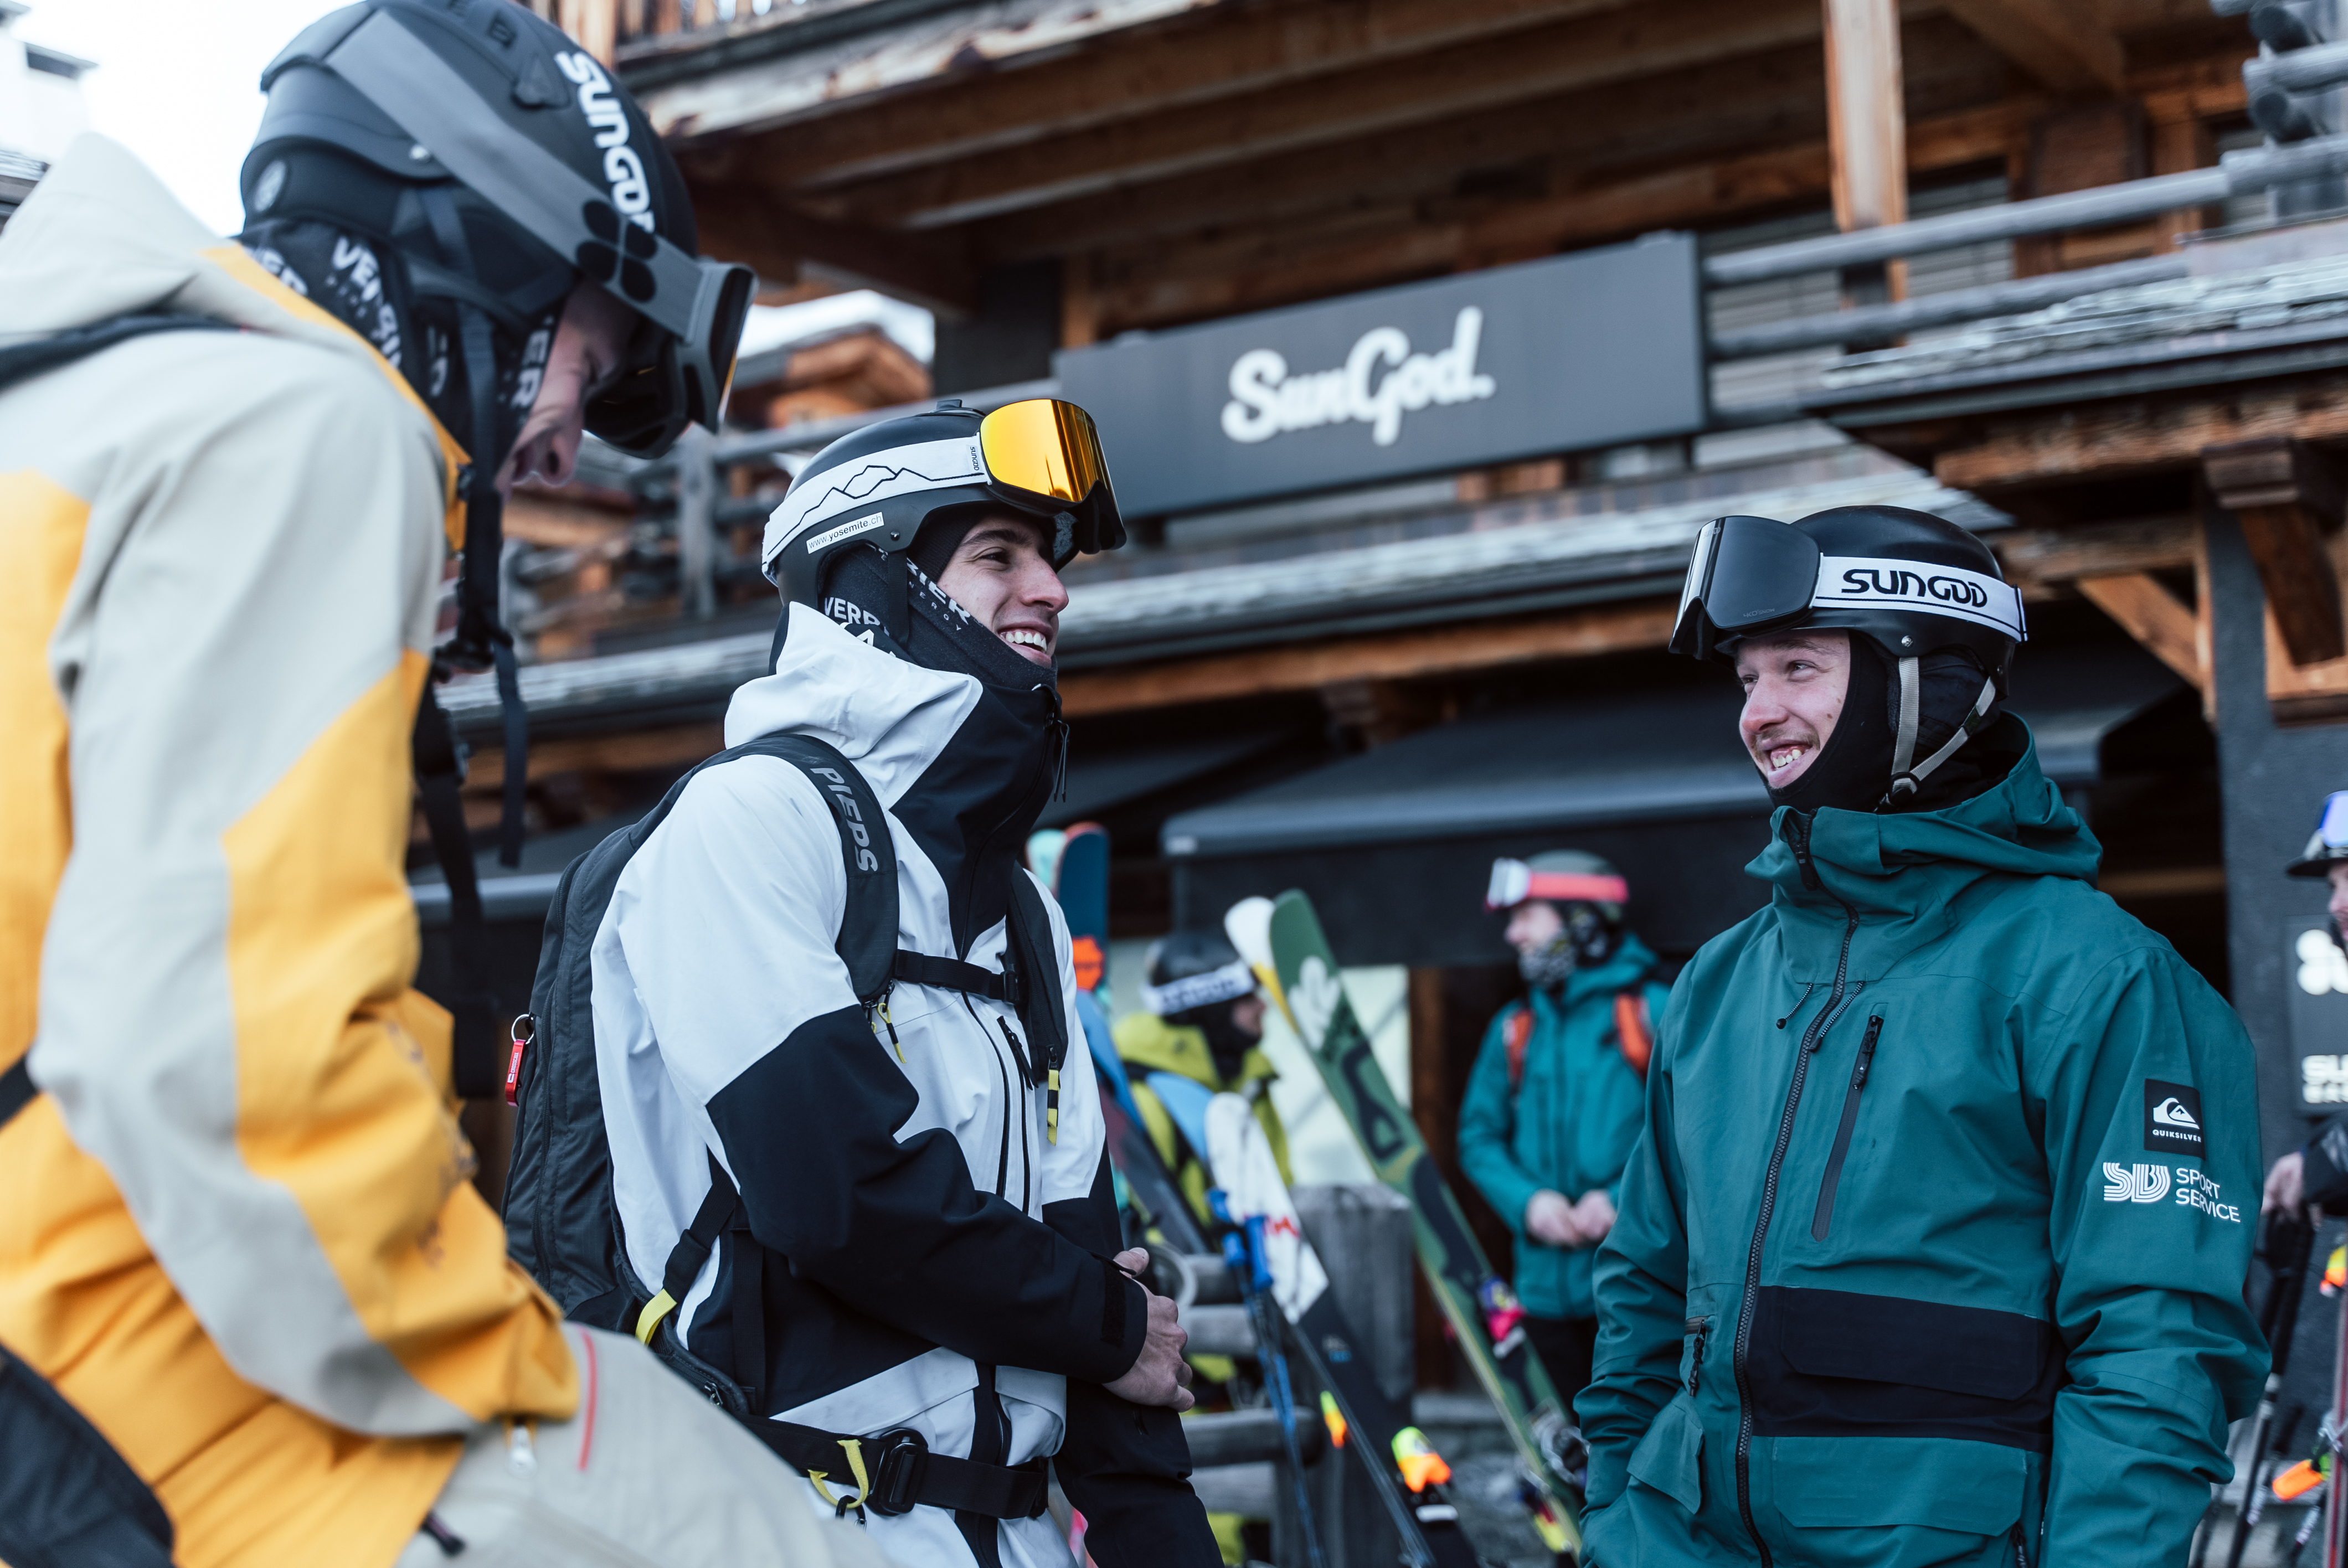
{"left": 1486, "top": 859, "right": 1630, "bottom": 912}
{"left": 978, "top": 399, "right": 1122, "bottom": 567}
{"left": 1137, "top": 961, "right": 1258, "bottom": 1017}
{"left": 1670, "top": 513, "right": 2026, "bottom": 662}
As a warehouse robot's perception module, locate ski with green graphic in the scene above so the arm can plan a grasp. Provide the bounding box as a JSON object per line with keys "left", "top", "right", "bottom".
{"left": 1232, "top": 892, "right": 1584, "bottom": 1565}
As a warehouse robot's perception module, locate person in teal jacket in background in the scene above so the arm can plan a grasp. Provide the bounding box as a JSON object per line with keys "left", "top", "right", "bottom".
{"left": 1581, "top": 503, "right": 2262, "bottom": 1568}
{"left": 1459, "top": 850, "right": 1664, "bottom": 1405}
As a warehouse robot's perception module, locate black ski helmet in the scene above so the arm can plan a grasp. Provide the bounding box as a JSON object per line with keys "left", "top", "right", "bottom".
{"left": 1138, "top": 930, "right": 1258, "bottom": 1019}
{"left": 761, "top": 398, "right": 1125, "bottom": 614}
{"left": 243, "top": 1, "right": 753, "bottom": 458}
{"left": 1671, "top": 504, "right": 2027, "bottom": 803}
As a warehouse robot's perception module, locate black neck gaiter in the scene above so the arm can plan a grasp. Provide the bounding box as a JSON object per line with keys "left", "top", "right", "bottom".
{"left": 1768, "top": 636, "right": 1894, "bottom": 814}
{"left": 821, "top": 546, "right": 1065, "bottom": 955}
{"left": 240, "top": 219, "right": 557, "bottom": 474}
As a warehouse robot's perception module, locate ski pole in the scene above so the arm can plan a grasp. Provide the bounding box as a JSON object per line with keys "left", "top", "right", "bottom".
{"left": 1216, "top": 1202, "right": 1327, "bottom": 1568}
{"left": 2232, "top": 1214, "right": 2319, "bottom": 1568}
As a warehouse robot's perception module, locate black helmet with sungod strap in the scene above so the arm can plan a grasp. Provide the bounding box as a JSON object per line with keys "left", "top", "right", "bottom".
{"left": 246, "top": 2, "right": 753, "bottom": 460}
{"left": 1671, "top": 504, "right": 2027, "bottom": 804}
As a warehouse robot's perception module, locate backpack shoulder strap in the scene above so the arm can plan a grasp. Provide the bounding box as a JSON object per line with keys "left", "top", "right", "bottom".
{"left": 0, "top": 314, "right": 234, "bottom": 400}
{"left": 691, "top": 731, "right": 901, "bottom": 1003}
{"left": 1006, "top": 872, "right": 1070, "bottom": 1142}
{"left": 1503, "top": 1003, "right": 1534, "bottom": 1091}
{"left": 1613, "top": 988, "right": 1655, "bottom": 1080}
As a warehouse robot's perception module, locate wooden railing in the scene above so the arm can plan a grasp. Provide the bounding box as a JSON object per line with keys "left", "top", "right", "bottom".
{"left": 519, "top": 0, "right": 759, "bottom": 63}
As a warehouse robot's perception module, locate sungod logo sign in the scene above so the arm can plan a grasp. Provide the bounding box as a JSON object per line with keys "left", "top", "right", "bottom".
{"left": 1222, "top": 308, "right": 1497, "bottom": 448}
{"left": 1056, "top": 234, "right": 1705, "bottom": 517}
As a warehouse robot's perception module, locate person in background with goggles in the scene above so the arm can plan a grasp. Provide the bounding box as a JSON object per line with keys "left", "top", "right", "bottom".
{"left": 581, "top": 399, "right": 1217, "bottom": 1567}
{"left": 1579, "top": 505, "right": 2262, "bottom": 1568}
{"left": 0, "top": 4, "right": 885, "bottom": 1568}
{"left": 2263, "top": 791, "right": 2348, "bottom": 1220}
{"left": 1457, "top": 852, "right": 1664, "bottom": 1406}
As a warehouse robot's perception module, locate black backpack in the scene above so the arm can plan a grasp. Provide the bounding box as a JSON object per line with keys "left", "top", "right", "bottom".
{"left": 502, "top": 733, "right": 1072, "bottom": 1472}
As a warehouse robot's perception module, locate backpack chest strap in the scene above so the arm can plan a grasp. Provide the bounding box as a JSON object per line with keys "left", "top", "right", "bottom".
{"left": 890, "top": 951, "right": 1022, "bottom": 1008}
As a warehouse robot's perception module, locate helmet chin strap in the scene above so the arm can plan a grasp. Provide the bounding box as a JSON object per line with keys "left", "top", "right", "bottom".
{"left": 1885, "top": 656, "right": 1998, "bottom": 804}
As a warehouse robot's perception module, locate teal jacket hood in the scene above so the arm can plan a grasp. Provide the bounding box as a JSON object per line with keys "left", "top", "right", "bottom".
{"left": 1578, "top": 714, "right": 2264, "bottom": 1568}
{"left": 1749, "top": 715, "right": 2103, "bottom": 982}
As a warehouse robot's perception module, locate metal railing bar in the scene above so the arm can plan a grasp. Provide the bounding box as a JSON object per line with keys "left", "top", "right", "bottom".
{"left": 1709, "top": 254, "right": 2190, "bottom": 358}
{"left": 2246, "top": 38, "right": 2348, "bottom": 96}
{"left": 1701, "top": 135, "right": 2348, "bottom": 286}
{"left": 703, "top": 375, "right": 1057, "bottom": 466}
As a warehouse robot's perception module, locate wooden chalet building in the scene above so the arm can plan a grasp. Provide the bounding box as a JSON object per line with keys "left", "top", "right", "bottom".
{"left": 426, "top": 0, "right": 2348, "bottom": 1394}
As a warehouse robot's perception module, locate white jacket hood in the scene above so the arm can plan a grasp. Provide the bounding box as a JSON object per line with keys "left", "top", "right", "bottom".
{"left": 722, "top": 602, "right": 982, "bottom": 807}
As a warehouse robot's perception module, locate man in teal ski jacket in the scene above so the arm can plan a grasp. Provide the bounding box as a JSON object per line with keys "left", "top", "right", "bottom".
{"left": 1460, "top": 850, "right": 1662, "bottom": 1400}
{"left": 1582, "top": 504, "right": 2263, "bottom": 1567}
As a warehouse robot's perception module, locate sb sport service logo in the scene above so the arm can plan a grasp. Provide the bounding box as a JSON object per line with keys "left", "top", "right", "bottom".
{"left": 2102, "top": 1163, "right": 2241, "bottom": 1223}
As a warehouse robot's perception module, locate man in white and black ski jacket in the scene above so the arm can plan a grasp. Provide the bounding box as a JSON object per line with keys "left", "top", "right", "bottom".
{"left": 591, "top": 402, "right": 1217, "bottom": 1568}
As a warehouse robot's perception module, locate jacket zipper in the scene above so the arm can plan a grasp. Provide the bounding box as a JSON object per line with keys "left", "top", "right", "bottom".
{"left": 1732, "top": 811, "right": 1859, "bottom": 1568}
{"left": 1684, "top": 1317, "right": 1709, "bottom": 1395}
{"left": 1808, "top": 1015, "right": 1883, "bottom": 1241}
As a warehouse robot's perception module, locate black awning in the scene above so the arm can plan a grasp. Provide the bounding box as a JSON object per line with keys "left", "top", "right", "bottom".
{"left": 1037, "top": 728, "right": 1292, "bottom": 830}
{"left": 1162, "top": 643, "right": 2187, "bottom": 967}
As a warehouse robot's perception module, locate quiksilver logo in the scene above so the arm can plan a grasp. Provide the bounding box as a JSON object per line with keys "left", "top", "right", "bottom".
{"left": 2151, "top": 1096, "right": 2199, "bottom": 1131}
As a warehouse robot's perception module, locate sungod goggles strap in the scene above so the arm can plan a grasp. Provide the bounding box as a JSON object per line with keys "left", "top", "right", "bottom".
{"left": 321, "top": 12, "right": 752, "bottom": 454}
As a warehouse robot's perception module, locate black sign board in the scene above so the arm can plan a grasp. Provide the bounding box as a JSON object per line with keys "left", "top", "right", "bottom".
{"left": 1055, "top": 234, "right": 1707, "bottom": 518}
{"left": 2289, "top": 915, "right": 2348, "bottom": 1111}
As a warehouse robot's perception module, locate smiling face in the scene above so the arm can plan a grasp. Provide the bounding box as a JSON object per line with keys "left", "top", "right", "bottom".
{"left": 496, "top": 278, "right": 635, "bottom": 496}
{"left": 934, "top": 512, "right": 1070, "bottom": 668}
{"left": 1736, "top": 630, "right": 1852, "bottom": 791}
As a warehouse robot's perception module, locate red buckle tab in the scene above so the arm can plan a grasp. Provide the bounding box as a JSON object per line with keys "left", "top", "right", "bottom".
{"left": 504, "top": 1014, "right": 534, "bottom": 1107}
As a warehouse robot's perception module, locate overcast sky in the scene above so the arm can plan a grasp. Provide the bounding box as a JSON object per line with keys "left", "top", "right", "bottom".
{"left": 16, "top": 0, "right": 934, "bottom": 361}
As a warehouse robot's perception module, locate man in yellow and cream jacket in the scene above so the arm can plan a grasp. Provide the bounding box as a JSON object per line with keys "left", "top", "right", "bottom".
{"left": 0, "top": 6, "right": 889, "bottom": 1567}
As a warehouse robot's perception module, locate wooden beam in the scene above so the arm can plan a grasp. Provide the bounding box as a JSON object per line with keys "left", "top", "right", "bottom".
{"left": 978, "top": 32, "right": 1859, "bottom": 264}
{"left": 1990, "top": 512, "right": 2198, "bottom": 590}
{"left": 1824, "top": 0, "right": 1908, "bottom": 235}
{"left": 460, "top": 723, "right": 725, "bottom": 792}
{"left": 2206, "top": 437, "right": 2347, "bottom": 667}
{"left": 824, "top": 0, "right": 1824, "bottom": 229}
{"left": 1929, "top": 374, "right": 2348, "bottom": 494}
{"left": 632, "top": 0, "right": 1223, "bottom": 143}
{"left": 1085, "top": 92, "right": 2030, "bottom": 331}
{"left": 1939, "top": 0, "right": 2125, "bottom": 95}
{"left": 746, "top": 0, "right": 1638, "bottom": 193}
{"left": 1058, "top": 600, "right": 1677, "bottom": 717}
{"left": 690, "top": 185, "right": 978, "bottom": 316}
{"left": 2076, "top": 571, "right": 2206, "bottom": 689}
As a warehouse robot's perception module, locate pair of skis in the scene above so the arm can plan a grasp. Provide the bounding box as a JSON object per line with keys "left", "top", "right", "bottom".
{"left": 1041, "top": 827, "right": 1482, "bottom": 1567}
{"left": 1230, "top": 892, "right": 1584, "bottom": 1565}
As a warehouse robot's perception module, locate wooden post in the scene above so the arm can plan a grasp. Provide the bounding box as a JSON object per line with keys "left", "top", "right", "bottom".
{"left": 675, "top": 425, "right": 718, "bottom": 621}
{"left": 2205, "top": 438, "right": 2346, "bottom": 668}
{"left": 1822, "top": 0, "right": 1908, "bottom": 302}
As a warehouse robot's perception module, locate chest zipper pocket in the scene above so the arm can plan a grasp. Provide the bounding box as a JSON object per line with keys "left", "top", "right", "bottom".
{"left": 1809, "top": 1015, "right": 1883, "bottom": 1242}
{"left": 1683, "top": 1317, "right": 1711, "bottom": 1395}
